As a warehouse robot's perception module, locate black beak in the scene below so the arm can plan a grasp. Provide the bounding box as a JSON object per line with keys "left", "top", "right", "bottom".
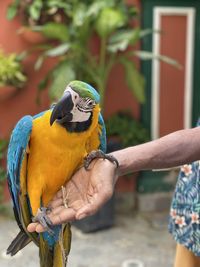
{"left": 50, "top": 91, "right": 74, "bottom": 126}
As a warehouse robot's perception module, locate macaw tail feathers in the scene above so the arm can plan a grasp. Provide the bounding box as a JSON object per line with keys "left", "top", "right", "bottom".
{"left": 39, "top": 235, "right": 53, "bottom": 267}
{"left": 40, "top": 223, "right": 71, "bottom": 267}
{"left": 7, "top": 230, "right": 32, "bottom": 256}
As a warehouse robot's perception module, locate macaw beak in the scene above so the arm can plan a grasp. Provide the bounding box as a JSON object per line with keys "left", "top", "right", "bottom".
{"left": 50, "top": 91, "right": 74, "bottom": 126}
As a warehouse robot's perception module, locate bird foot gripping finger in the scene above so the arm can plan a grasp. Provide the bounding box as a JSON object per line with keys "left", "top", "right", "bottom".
{"left": 32, "top": 207, "right": 54, "bottom": 235}
{"left": 84, "top": 150, "right": 119, "bottom": 170}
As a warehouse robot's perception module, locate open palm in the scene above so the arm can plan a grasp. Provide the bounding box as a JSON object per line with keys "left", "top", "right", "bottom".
{"left": 27, "top": 159, "right": 117, "bottom": 233}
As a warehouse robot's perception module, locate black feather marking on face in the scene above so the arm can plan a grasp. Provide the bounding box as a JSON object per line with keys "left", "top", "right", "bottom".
{"left": 62, "top": 113, "right": 93, "bottom": 133}
{"left": 77, "top": 97, "right": 96, "bottom": 113}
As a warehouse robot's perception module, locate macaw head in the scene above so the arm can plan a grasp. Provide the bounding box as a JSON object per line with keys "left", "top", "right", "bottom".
{"left": 50, "top": 80, "right": 100, "bottom": 132}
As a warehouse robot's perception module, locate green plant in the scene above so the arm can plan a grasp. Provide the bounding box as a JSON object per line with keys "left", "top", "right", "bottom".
{"left": 7, "top": 0, "right": 70, "bottom": 26}
{"left": 106, "top": 111, "right": 150, "bottom": 148}
{"left": 0, "top": 50, "right": 27, "bottom": 88}
{"left": 7, "top": 0, "right": 180, "bottom": 111}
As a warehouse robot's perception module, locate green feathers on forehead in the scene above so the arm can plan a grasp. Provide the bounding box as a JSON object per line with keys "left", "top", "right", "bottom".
{"left": 69, "top": 80, "right": 100, "bottom": 103}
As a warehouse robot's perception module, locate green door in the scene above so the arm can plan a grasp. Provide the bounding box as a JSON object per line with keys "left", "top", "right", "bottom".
{"left": 138, "top": 0, "right": 200, "bottom": 193}
{"left": 142, "top": 0, "right": 200, "bottom": 132}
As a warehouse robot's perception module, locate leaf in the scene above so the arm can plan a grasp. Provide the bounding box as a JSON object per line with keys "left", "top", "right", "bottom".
{"left": 120, "top": 58, "right": 145, "bottom": 103}
{"left": 15, "top": 71, "right": 27, "bottom": 82}
{"left": 29, "top": 0, "right": 43, "bottom": 21}
{"left": 134, "top": 50, "right": 182, "bottom": 69}
{"left": 32, "top": 23, "right": 69, "bottom": 42}
{"left": 73, "top": 3, "right": 88, "bottom": 27}
{"left": 34, "top": 55, "right": 45, "bottom": 70}
{"left": 139, "top": 28, "right": 161, "bottom": 38}
{"left": 16, "top": 50, "right": 28, "bottom": 61}
{"left": 106, "top": 112, "right": 149, "bottom": 147}
{"left": 45, "top": 43, "right": 70, "bottom": 57}
{"left": 127, "top": 6, "right": 139, "bottom": 18}
{"left": 95, "top": 7, "right": 127, "bottom": 38}
{"left": 6, "top": 1, "right": 19, "bottom": 20}
{"left": 49, "top": 61, "right": 76, "bottom": 101}
{"left": 107, "top": 40, "right": 129, "bottom": 53}
{"left": 86, "top": 1, "right": 115, "bottom": 18}
{"left": 107, "top": 28, "right": 140, "bottom": 53}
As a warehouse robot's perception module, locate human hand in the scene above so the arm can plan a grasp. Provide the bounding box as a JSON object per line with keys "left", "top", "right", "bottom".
{"left": 27, "top": 159, "right": 118, "bottom": 233}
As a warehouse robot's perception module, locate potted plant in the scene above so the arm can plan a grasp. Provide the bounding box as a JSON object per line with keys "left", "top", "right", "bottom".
{"left": 0, "top": 49, "right": 27, "bottom": 101}
{"left": 7, "top": 0, "right": 181, "bottom": 107}
{"left": 106, "top": 111, "right": 150, "bottom": 149}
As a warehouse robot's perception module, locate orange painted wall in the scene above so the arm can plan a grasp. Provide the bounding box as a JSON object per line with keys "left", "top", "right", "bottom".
{"left": 0, "top": 1, "right": 59, "bottom": 139}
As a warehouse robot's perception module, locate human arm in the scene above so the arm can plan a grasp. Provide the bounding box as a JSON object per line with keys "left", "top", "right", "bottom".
{"left": 113, "top": 127, "right": 200, "bottom": 175}
{"left": 27, "top": 126, "right": 200, "bottom": 232}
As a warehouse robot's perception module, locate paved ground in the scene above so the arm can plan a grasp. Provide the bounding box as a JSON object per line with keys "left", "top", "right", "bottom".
{"left": 0, "top": 211, "right": 176, "bottom": 267}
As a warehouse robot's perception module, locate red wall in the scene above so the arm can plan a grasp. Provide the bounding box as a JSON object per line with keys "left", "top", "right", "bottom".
{"left": 0, "top": 1, "right": 54, "bottom": 138}
{"left": 159, "top": 15, "right": 186, "bottom": 136}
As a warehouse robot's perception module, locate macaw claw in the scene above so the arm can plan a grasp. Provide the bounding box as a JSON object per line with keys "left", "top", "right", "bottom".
{"left": 32, "top": 207, "right": 54, "bottom": 235}
{"left": 84, "top": 150, "right": 119, "bottom": 170}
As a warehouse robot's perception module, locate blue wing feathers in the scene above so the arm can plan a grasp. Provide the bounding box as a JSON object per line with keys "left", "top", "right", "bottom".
{"left": 7, "top": 115, "right": 33, "bottom": 217}
{"left": 33, "top": 110, "right": 47, "bottom": 120}
{"left": 7, "top": 113, "right": 61, "bottom": 245}
{"left": 98, "top": 113, "right": 107, "bottom": 153}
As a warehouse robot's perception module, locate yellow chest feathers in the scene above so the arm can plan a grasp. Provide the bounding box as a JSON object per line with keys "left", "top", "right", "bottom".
{"left": 27, "top": 108, "right": 101, "bottom": 212}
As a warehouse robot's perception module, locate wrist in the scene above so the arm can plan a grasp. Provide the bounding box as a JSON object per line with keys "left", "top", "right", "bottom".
{"left": 100, "top": 158, "right": 119, "bottom": 184}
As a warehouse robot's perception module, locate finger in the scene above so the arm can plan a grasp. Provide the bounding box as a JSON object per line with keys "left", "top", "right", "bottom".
{"left": 75, "top": 202, "right": 99, "bottom": 220}
{"left": 27, "top": 222, "right": 41, "bottom": 232}
{"left": 49, "top": 208, "right": 76, "bottom": 225}
{"left": 35, "top": 224, "right": 46, "bottom": 233}
{"left": 27, "top": 209, "right": 76, "bottom": 233}
{"left": 76, "top": 188, "right": 113, "bottom": 219}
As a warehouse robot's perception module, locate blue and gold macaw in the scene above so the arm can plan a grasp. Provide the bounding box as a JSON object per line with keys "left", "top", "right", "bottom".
{"left": 6, "top": 81, "right": 109, "bottom": 267}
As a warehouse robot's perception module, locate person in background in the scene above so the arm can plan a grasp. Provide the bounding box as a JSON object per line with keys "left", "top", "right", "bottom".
{"left": 28, "top": 126, "right": 200, "bottom": 267}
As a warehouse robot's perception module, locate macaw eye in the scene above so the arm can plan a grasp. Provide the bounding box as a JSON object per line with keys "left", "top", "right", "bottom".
{"left": 87, "top": 99, "right": 95, "bottom": 108}
{"left": 88, "top": 100, "right": 95, "bottom": 107}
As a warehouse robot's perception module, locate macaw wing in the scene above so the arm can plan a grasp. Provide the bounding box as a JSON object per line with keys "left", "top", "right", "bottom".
{"left": 98, "top": 113, "right": 107, "bottom": 153}
{"left": 85, "top": 112, "right": 106, "bottom": 155}
{"left": 7, "top": 115, "right": 38, "bottom": 244}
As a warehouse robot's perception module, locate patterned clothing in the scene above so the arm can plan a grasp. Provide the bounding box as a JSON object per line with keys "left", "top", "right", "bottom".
{"left": 169, "top": 161, "right": 200, "bottom": 256}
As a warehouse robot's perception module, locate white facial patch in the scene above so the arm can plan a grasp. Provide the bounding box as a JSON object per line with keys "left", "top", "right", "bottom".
{"left": 63, "top": 86, "right": 79, "bottom": 105}
{"left": 64, "top": 86, "right": 92, "bottom": 122}
{"left": 71, "top": 108, "right": 91, "bottom": 122}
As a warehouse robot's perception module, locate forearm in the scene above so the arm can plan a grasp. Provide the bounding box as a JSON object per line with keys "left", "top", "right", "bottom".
{"left": 111, "top": 127, "right": 200, "bottom": 176}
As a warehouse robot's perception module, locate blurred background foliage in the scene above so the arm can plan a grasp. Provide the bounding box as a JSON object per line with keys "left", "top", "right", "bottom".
{"left": 0, "top": 49, "right": 27, "bottom": 88}
{"left": 106, "top": 111, "right": 150, "bottom": 148}
{"left": 7, "top": 0, "right": 180, "bottom": 112}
